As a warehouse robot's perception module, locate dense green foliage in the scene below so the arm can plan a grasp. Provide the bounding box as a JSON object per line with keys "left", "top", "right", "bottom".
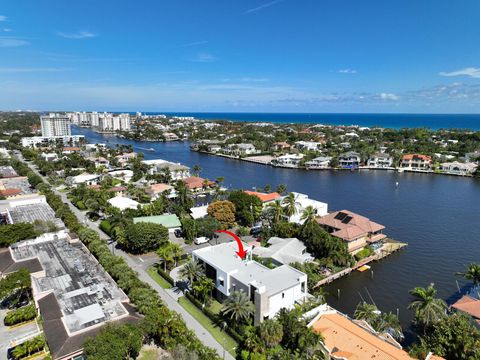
{"left": 83, "top": 323, "right": 143, "bottom": 360}
{"left": 228, "top": 190, "right": 262, "bottom": 226}
{"left": 353, "top": 302, "right": 403, "bottom": 341}
{"left": 121, "top": 222, "right": 169, "bottom": 254}
{"left": 10, "top": 335, "right": 45, "bottom": 360}
{"left": 0, "top": 223, "right": 38, "bottom": 247}
{"left": 0, "top": 269, "right": 31, "bottom": 301}
{"left": 4, "top": 304, "right": 37, "bottom": 326}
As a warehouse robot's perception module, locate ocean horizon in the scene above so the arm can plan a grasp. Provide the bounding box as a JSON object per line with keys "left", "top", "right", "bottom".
{"left": 131, "top": 112, "right": 480, "bottom": 130}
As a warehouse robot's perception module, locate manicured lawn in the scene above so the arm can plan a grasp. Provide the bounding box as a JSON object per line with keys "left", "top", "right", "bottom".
{"left": 138, "top": 348, "right": 160, "bottom": 360}
{"left": 207, "top": 299, "right": 223, "bottom": 314}
{"left": 147, "top": 267, "right": 172, "bottom": 289}
{"left": 178, "top": 297, "right": 238, "bottom": 356}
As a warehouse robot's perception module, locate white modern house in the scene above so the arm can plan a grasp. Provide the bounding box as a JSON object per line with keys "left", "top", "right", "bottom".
{"left": 272, "top": 153, "right": 304, "bottom": 168}
{"left": 107, "top": 196, "right": 140, "bottom": 211}
{"left": 367, "top": 153, "right": 394, "bottom": 168}
{"left": 142, "top": 159, "right": 190, "bottom": 180}
{"left": 253, "top": 237, "right": 314, "bottom": 265}
{"left": 338, "top": 151, "right": 361, "bottom": 169}
{"left": 440, "top": 161, "right": 478, "bottom": 176}
{"left": 294, "top": 141, "right": 322, "bottom": 152}
{"left": 224, "top": 143, "right": 259, "bottom": 157}
{"left": 68, "top": 173, "right": 100, "bottom": 186}
{"left": 192, "top": 242, "right": 308, "bottom": 325}
{"left": 40, "top": 152, "right": 59, "bottom": 162}
{"left": 305, "top": 156, "right": 332, "bottom": 170}
{"left": 282, "top": 192, "right": 328, "bottom": 224}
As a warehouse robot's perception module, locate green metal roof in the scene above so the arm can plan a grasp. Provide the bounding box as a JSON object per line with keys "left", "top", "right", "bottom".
{"left": 133, "top": 214, "right": 181, "bottom": 228}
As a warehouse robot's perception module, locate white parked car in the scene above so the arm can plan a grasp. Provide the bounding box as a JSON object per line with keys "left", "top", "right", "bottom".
{"left": 194, "top": 236, "right": 209, "bottom": 245}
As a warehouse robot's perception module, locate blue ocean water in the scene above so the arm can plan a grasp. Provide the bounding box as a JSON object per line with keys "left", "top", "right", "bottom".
{"left": 142, "top": 112, "right": 480, "bottom": 130}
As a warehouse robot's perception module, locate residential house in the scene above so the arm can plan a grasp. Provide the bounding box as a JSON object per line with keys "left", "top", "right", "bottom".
{"left": 192, "top": 242, "right": 308, "bottom": 325}
{"left": 62, "top": 146, "right": 81, "bottom": 155}
{"left": 115, "top": 152, "right": 137, "bottom": 167}
{"left": 272, "top": 142, "right": 291, "bottom": 151}
{"left": 253, "top": 237, "right": 314, "bottom": 265}
{"left": 307, "top": 304, "right": 415, "bottom": 360}
{"left": 305, "top": 156, "right": 332, "bottom": 170}
{"left": 316, "top": 210, "right": 386, "bottom": 254}
{"left": 440, "top": 161, "right": 478, "bottom": 176}
{"left": 451, "top": 291, "right": 480, "bottom": 325}
{"left": 108, "top": 169, "right": 134, "bottom": 183}
{"left": 207, "top": 144, "right": 222, "bottom": 153}
{"left": 41, "top": 152, "right": 59, "bottom": 162}
{"left": 190, "top": 205, "right": 208, "bottom": 219}
{"left": 367, "top": 153, "right": 394, "bottom": 168}
{"left": 142, "top": 159, "right": 190, "bottom": 180}
{"left": 183, "top": 176, "right": 214, "bottom": 192}
{"left": 295, "top": 141, "right": 321, "bottom": 152}
{"left": 224, "top": 143, "right": 259, "bottom": 157}
{"left": 282, "top": 192, "right": 328, "bottom": 224}
{"left": 133, "top": 214, "right": 181, "bottom": 233}
{"left": 272, "top": 153, "right": 304, "bottom": 168}
{"left": 400, "top": 154, "right": 432, "bottom": 170}
{"left": 163, "top": 132, "right": 179, "bottom": 141}
{"left": 244, "top": 190, "right": 282, "bottom": 206}
{"left": 145, "top": 183, "right": 175, "bottom": 199}
{"left": 87, "top": 156, "right": 110, "bottom": 169}
{"left": 338, "top": 151, "right": 361, "bottom": 169}
{"left": 107, "top": 196, "right": 140, "bottom": 211}
{"left": 465, "top": 151, "right": 480, "bottom": 163}
{"left": 68, "top": 173, "right": 100, "bottom": 186}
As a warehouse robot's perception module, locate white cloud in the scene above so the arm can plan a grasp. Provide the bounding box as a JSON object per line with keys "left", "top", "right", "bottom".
{"left": 245, "top": 0, "right": 284, "bottom": 14}
{"left": 57, "top": 30, "right": 97, "bottom": 39}
{"left": 379, "top": 92, "right": 399, "bottom": 101}
{"left": 0, "top": 38, "right": 29, "bottom": 47}
{"left": 181, "top": 40, "right": 208, "bottom": 47}
{"left": 338, "top": 68, "right": 357, "bottom": 74}
{"left": 0, "top": 16, "right": 7, "bottom": 22}
{"left": 439, "top": 67, "right": 480, "bottom": 79}
{"left": 191, "top": 52, "right": 217, "bottom": 63}
{"left": 241, "top": 77, "right": 268, "bottom": 82}
{"left": 2, "top": 28, "right": 13, "bottom": 32}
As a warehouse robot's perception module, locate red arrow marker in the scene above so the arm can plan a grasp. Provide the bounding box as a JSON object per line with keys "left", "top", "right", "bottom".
{"left": 215, "top": 230, "right": 247, "bottom": 259}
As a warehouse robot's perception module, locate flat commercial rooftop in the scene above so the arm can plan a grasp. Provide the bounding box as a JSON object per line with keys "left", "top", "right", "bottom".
{"left": 0, "top": 166, "right": 18, "bottom": 178}
{"left": 0, "top": 177, "right": 34, "bottom": 195}
{"left": 9, "top": 203, "right": 60, "bottom": 225}
{"left": 11, "top": 233, "right": 128, "bottom": 334}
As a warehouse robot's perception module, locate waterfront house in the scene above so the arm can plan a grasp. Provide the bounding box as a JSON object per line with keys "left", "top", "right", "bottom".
{"left": 294, "top": 141, "right": 322, "bottom": 152}
{"left": 183, "top": 176, "right": 215, "bottom": 192}
{"left": 133, "top": 214, "right": 181, "bottom": 233}
{"left": 244, "top": 190, "right": 282, "bottom": 206}
{"left": 307, "top": 304, "right": 415, "bottom": 360}
{"left": 305, "top": 156, "right": 332, "bottom": 169}
{"left": 367, "top": 153, "right": 394, "bottom": 168}
{"left": 272, "top": 153, "right": 304, "bottom": 168}
{"left": 163, "top": 132, "right": 179, "bottom": 141}
{"left": 145, "top": 183, "right": 175, "bottom": 198}
{"left": 115, "top": 152, "right": 137, "bottom": 167}
{"left": 272, "top": 142, "right": 291, "bottom": 151}
{"left": 316, "top": 210, "right": 386, "bottom": 254}
{"left": 207, "top": 144, "right": 222, "bottom": 153}
{"left": 400, "top": 154, "right": 432, "bottom": 170}
{"left": 253, "top": 237, "right": 314, "bottom": 265}
{"left": 192, "top": 242, "right": 308, "bottom": 325}
{"left": 451, "top": 292, "right": 480, "bottom": 324}
{"left": 142, "top": 159, "right": 191, "bottom": 180}
{"left": 440, "top": 161, "right": 477, "bottom": 176}
{"left": 282, "top": 192, "right": 328, "bottom": 224}
{"left": 224, "top": 143, "right": 259, "bottom": 157}
{"left": 338, "top": 151, "right": 361, "bottom": 169}
{"left": 86, "top": 156, "right": 110, "bottom": 169}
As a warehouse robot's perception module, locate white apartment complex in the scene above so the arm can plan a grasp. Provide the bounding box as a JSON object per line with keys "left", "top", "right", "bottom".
{"left": 67, "top": 112, "right": 131, "bottom": 132}
{"left": 41, "top": 113, "right": 71, "bottom": 137}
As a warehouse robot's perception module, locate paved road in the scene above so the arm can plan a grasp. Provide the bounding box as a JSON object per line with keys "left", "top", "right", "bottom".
{"left": 17, "top": 154, "right": 234, "bottom": 359}
{"left": 0, "top": 309, "right": 40, "bottom": 360}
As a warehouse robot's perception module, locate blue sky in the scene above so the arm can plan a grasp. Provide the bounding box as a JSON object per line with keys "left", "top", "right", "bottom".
{"left": 1, "top": 0, "right": 480, "bottom": 113}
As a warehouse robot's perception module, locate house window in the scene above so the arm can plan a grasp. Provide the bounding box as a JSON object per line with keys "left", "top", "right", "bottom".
{"left": 282, "top": 292, "right": 285, "bottom": 299}
{"left": 301, "top": 282, "right": 306, "bottom": 293}
{"left": 219, "top": 278, "right": 224, "bottom": 287}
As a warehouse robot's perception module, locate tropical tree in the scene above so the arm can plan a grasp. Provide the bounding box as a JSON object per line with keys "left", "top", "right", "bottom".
{"left": 266, "top": 200, "right": 284, "bottom": 225}
{"left": 259, "top": 319, "right": 284, "bottom": 348}
{"left": 457, "top": 263, "right": 480, "bottom": 286}
{"left": 192, "top": 276, "right": 215, "bottom": 304}
{"left": 121, "top": 222, "right": 169, "bottom": 254}
{"left": 276, "top": 184, "right": 287, "bottom": 195}
{"left": 207, "top": 200, "right": 236, "bottom": 228}
{"left": 408, "top": 283, "right": 447, "bottom": 331}
{"left": 157, "top": 244, "right": 175, "bottom": 271}
{"left": 221, "top": 290, "right": 255, "bottom": 328}
{"left": 192, "top": 164, "right": 202, "bottom": 176}
{"left": 179, "top": 259, "right": 203, "bottom": 285}
{"left": 354, "top": 302, "right": 380, "bottom": 326}
{"left": 282, "top": 192, "right": 299, "bottom": 218}
{"left": 378, "top": 312, "right": 404, "bottom": 341}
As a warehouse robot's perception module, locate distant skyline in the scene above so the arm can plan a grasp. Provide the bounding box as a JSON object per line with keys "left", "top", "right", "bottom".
{"left": 1, "top": 0, "right": 480, "bottom": 113}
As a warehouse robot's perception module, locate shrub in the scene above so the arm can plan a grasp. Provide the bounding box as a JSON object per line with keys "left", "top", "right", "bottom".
{"left": 121, "top": 222, "right": 169, "bottom": 254}
{"left": 10, "top": 335, "right": 45, "bottom": 360}
{"left": 0, "top": 223, "right": 38, "bottom": 247}
{"left": 4, "top": 304, "right": 36, "bottom": 326}
{"left": 99, "top": 220, "right": 112, "bottom": 236}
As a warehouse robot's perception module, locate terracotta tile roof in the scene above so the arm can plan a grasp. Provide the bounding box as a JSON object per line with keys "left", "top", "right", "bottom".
{"left": 110, "top": 186, "right": 127, "bottom": 192}
{"left": 244, "top": 190, "right": 281, "bottom": 203}
{"left": 451, "top": 295, "right": 480, "bottom": 319}
{"left": 147, "top": 183, "right": 173, "bottom": 194}
{"left": 316, "top": 210, "right": 385, "bottom": 242}
{"left": 402, "top": 154, "right": 432, "bottom": 162}
{"left": 311, "top": 312, "right": 414, "bottom": 360}
{"left": 183, "top": 176, "right": 214, "bottom": 189}
{"left": 0, "top": 188, "right": 22, "bottom": 197}
{"left": 62, "top": 147, "right": 81, "bottom": 151}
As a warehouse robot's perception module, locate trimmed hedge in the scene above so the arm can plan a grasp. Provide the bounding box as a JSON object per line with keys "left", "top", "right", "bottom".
{"left": 156, "top": 267, "right": 175, "bottom": 286}
{"left": 4, "top": 304, "right": 36, "bottom": 326}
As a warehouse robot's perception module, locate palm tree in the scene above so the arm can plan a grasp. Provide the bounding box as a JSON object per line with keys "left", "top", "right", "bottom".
{"left": 221, "top": 290, "right": 255, "bottom": 326}
{"left": 266, "top": 200, "right": 284, "bottom": 225}
{"left": 408, "top": 283, "right": 447, "bottom": 331}
{"left": 354, "top": 301, "right": 380, "bottom": 326}
{"left": 282, "top": 192, "right": 299, "bottom": 218}
{"left": 192, "top": 276, "right": 215, "bottom": 304}
{"left": 378, "top": 312, "right": 404, "bottom": 341}
{"left": 157, "top": 244, "right": 174, "bottom": 272}
{"left": 301, "top": 205, "right": 317, "bottom": 225}
{"left": 170, "top": 243, "right": 183, "bottom": 267}
{"left": 192, "top": 164, "right": 202, "bottom": 176}
{"left": 275, "top": 184, "right": 287, "bottom": 195}
{"left": 179, "top": 259, "right": 203, "bottom": 285}
{"left": 259, "top": 319, "right": 283, "bottom": 348}
{"left": 457, "top": 263, "right": 480, "bottom": 286}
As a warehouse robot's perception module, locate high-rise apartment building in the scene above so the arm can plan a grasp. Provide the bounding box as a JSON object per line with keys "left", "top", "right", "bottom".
{"left": 41, "top": 113, "right": 72, "bottom": 137}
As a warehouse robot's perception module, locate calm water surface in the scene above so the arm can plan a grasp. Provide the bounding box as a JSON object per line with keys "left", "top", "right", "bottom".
{"left": 76, "top": 127, "right": 480, "bottom": 343}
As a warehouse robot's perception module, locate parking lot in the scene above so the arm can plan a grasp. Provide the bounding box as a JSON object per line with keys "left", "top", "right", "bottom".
{"left": 0, "top": 309, "right": 40, "bottom": 360}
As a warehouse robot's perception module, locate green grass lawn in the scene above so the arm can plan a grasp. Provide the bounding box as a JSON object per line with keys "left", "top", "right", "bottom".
{"left": 147, "top": 267, "right": 172, "bottom": 289}
{"left": 207, "top": 299, "right": 223, "bottom": 314}
{"left": 137, "top": 348, "right": 159, "bottom": 360}
{"left": 178, "top": 297, "right": 238, "bottom": 356}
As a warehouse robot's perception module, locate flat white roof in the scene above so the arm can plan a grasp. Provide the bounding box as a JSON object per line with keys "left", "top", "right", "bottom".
{"left": 108, "top": 196, "right": 140, "bottom": 210}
